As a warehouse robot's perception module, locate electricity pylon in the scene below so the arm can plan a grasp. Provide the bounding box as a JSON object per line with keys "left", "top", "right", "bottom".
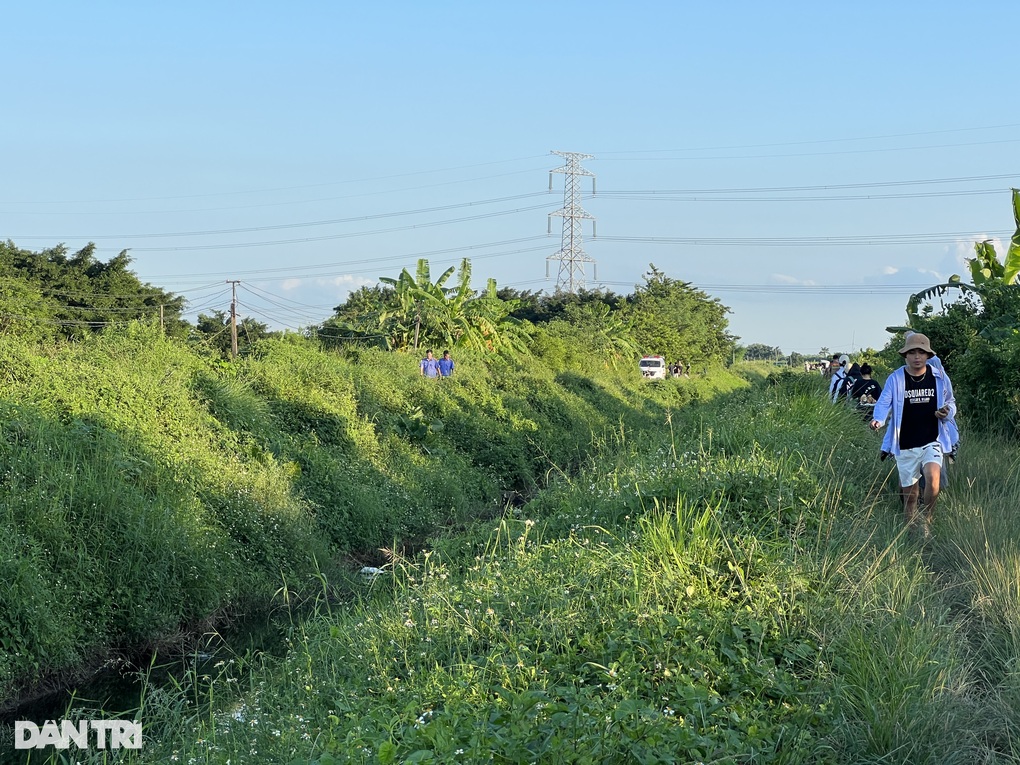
{"left": 547, "top": 151, "right": 596, "bottom": 293}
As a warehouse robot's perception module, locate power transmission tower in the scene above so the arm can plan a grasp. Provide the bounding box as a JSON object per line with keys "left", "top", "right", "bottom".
{"left": 546, "top": 151, "right": 596, "bottom": 293}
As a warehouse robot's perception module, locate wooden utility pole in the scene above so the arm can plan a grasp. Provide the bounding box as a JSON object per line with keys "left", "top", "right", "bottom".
{"left": 413, "top": 300, "right": 421, "bottom": 350}
{"left": 227, "top": 280, "right": 240, "bottom": 360}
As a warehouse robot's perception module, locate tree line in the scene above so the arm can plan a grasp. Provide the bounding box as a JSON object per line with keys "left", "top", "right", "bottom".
{"left": 321, "top": 260, "right": 736, "bottom": 368}
{"left": 1, "top": 239, "right": 737, "bottom": 368}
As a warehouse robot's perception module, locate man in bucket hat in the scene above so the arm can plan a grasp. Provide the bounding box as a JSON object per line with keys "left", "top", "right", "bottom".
{"left": 870, "top": 333, "right": 957, "bottom": 541}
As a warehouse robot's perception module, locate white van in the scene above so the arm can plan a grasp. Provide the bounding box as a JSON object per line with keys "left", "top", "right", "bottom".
{"left": 639, "top": 355, "right": 667, "bottom": 380}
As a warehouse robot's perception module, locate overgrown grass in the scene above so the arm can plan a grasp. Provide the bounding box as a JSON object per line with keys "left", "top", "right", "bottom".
{"left": 108, "top": 372, "right": 1020, "bottom": 765}
{"left": 0, "top": 326, "right": 718, "bottom": 710}
{"left": 6, "top": 342, "right": 1020, "bottom": 764}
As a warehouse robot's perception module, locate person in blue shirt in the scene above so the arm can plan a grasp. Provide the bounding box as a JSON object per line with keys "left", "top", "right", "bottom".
{"left": 438, "top": 350, "right": 455, "bottom": 378}
{"left": 420, "top": 349, "right": 440, "bottom": 379}
{"left": 870, "top": 333, "right": 957, "bottom": 541}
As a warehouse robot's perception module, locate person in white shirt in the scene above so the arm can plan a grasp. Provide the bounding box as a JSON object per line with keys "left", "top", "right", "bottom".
{"left": 828, "top": 354, "right": 849, "bottom": 403}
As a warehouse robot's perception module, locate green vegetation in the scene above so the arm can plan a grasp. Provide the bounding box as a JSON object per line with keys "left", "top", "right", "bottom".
{"left": 3, "top": 242, "right": 1020, "bottom": 763}
{"left": 322, "top": 262, "right": 736, "bottom": 370}
{"left": 35, "top": 369, "right": 1014, "bottom": 765}
{"left": 0, "top": 241, "right": 187, "bottom": 341}
{"left": 889, "top": 189, "right": 1020, "bottom": 433}
{"left": 0, "top": 323, "right": 713, "bottom": 709}
{"left": 320, "top": 259, "right": 530, "bottom": 353}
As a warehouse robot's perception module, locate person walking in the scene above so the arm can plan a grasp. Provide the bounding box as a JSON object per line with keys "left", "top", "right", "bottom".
{"left": 839, "top": 361, "right": 862, "bottom": 402}
{"left": 903, "top": 331, "right": 960, "bottom": 461}
{"left": 828, "top": 354, "right": 849, "bottom": 402}
{"left": 870, "top": 333, "right": 957, "bottom": 540}
{"left": 849, "top": 363, "right": 882, "bottom": 415}
{"left": 420, "top": 349, "right": 440, "bottom": 379}
{"left": 825, "top": 353, "right": 840, "bottom": 379}
{"left": 438, "top": 350, "right": 455, "bottom": 378}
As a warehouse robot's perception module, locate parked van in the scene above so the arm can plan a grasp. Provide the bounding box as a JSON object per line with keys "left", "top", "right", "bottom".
{"left": 639, "top": 355, "right": 667, "bottom": 380}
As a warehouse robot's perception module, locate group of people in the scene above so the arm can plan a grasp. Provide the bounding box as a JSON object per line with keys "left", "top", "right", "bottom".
{"left": 826, "top": 353, "right": 882, "bottom": 413}
{"left": 670, "top": 360, "right": 691, "bottom": 377}
{"left": 419, "top": 349, "right": 455, "bottom": 379}
{"left": 421, "top": 336, "right": 958, "bottom": 542}
{"left": 827, "top": 334, "right": 958, "bottom": 542}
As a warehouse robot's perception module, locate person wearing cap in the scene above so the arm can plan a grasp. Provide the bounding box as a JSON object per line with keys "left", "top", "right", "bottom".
{"left": 902, "top": 331, "right": 960, "bottom": 459}
{"left": 870, "top": 333, "right": 957, "bottom": 540}
{"left": 828, "top": 354, "right": 850, "bottom": 402}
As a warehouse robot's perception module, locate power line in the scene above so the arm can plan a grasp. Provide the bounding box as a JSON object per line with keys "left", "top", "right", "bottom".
{"left": 593, "top": 122, "right": 1020, "bottom": 155}
{"left": 9, "top": 192, "right": 552, "bottom": 241}
{"left": 597, "top": 189, "right": 1010, "bottom": 203}
{"left": 595, "top": 138, "right": 1020, "bottom": 162}
{"left": 598, "top": 172, "right": 1020, "bottom": 194}
{"left": 7, "top": 154, "right": 551, "bottom": 206}
{"left": 241, "top": 282, "right": 338, "bottom": 312}
{"left": 124, "top": 202, "right": 557, "bottom": 252}
{"left": 582, "top": 279, "right": 966, "bottom": 296}
{"left": 139, "top": 235, "right": 549, "bottom": 279}
{"left": 140, "top": 245, "right": 553, "bottom": 287}
{"left": 598, "top": 230, "right": 1011, "bottom": 247}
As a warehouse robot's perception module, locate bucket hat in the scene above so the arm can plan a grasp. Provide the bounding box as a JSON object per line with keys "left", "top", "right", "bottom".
{"left": 899, "top": 333, "right": 934, "bottom": 356}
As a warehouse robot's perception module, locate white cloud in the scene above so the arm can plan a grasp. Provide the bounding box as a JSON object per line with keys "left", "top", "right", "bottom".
{"left": 314, "top": 275, "right": 376, "bottom": 290}
{"left": 278, "top": 275, "right": 376, "bottom": 294}
{"left": 772, "top": 273, "right": 817, "bottom": 286}
{"left": 952, "top": 234, "right": 1004, "bottom": 270}
{"left": 862, "top": 265, "right": 945, "bottom": 286}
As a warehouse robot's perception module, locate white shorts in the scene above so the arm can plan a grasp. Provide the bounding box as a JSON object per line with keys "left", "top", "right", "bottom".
{"left": 895, "top": 442, "right": 943, "bottom": 487}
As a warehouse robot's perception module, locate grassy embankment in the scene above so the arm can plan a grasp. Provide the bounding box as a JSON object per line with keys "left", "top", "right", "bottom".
{"left": 5, "top": 330, "right": 1020, "bottom": 764}
{"left": 0, "top": 324, "right": 727, "bottom": 713}
{"left": 116, "top": 372, "right": 1020, "bottom": 764}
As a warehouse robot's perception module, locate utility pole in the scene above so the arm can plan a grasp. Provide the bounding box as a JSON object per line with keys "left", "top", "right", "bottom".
{"left": 227, "top": 280, "right": 240, "bottom": 360}
{"left": 547, "top": 151, "right": 596, "bottom": 293}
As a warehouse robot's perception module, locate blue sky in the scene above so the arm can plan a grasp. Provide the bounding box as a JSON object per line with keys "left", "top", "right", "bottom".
{"left": 4, "top": 1, "right": 1019, "bottom": 356}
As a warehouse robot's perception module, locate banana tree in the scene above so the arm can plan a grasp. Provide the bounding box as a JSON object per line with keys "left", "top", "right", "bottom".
{"left": 376, "top": 258, "right": 528, "bottom": 352}
{"left": 903, "top": 189, "right": 1020, "bottom": 325}
{"left": 379, "top": 259, "right": 456, "bottom": 350}
{"left": 966, "top": 189, "right": 1020, "bottom": 286}
{"left": 460, "top": 278, "right": 531, "bottom": 353}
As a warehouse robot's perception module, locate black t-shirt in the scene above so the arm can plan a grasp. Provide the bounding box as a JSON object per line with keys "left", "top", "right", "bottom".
{"left": 899, "top": 367, "right": 938, "bottom": 449}
{"left": 850, "top": 378, "right": 881, "bottom": 401}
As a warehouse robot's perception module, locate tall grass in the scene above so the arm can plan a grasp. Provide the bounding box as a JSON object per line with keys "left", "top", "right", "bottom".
{"left": 0, "top": 325, "right": 709, "bottom": 711}
{"left": 7, "top": 344, "right": 1020, "bottom": 764}
{"left": 106, "top": 374, "right": 852, "bottom": 763}
{"left": 113, "top": 371, "right": 1020, "bottom": 765}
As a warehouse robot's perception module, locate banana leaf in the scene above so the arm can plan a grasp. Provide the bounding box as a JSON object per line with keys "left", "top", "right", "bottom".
{"left": 1003, "top": 188, "right": 1020, "bottom": 285}
{"left": 978, "top": 314, "right": 1020, "bottom": 342}
{"left": 905, "top": 277, "right": 979, "bottom": 323}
